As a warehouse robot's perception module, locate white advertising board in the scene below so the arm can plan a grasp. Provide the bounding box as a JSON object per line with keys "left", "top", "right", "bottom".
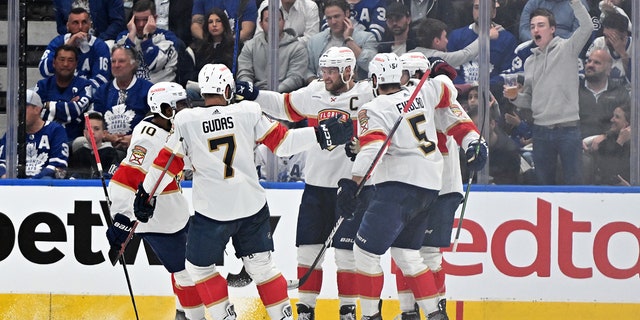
{"left": 0, "top": 184, "right": 638, "bottom": 303}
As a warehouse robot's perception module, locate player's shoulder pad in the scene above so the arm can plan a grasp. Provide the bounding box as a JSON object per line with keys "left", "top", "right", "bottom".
{"left": 237, "top": 99, "right": 261, "bottom": 111}
{"left": 354, "top": 79, "right": 373, "bottom": 90}
{"left": 306, "top": 79, "right": 326, "bottom": 90}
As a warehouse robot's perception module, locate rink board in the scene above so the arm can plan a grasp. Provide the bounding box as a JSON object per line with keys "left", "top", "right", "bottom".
{"left": 0, "top": 181, "right": 639, "bottom": 319}
{"left": 1, "top": 295, "right": 639, "bottom": 320}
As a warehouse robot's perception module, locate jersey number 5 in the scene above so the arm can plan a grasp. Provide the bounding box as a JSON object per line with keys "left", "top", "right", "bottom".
{"left": 407, "top": 114, "right": 436, "bottom": 155}
{"left": 208, "top": 134, "right": 236, "bottom": 178}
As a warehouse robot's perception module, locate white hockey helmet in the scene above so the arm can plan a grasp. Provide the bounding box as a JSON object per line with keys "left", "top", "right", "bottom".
{"left": 147, "top": 82, "right": 187, "bottom": 120}
{"left": 399, "top": 52, "right": 430, "bottom": 77}
{"left": 319, "top": 46, "right": 356, "bottom": 81}
{"left": 369, "top": 53, "right": 403, "bottom": 88}
{"left": 199, "top": 63, "right": 235, "bottom": 103}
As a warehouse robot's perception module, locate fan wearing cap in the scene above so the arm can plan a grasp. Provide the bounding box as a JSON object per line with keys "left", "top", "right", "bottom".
{"left": 378, "top": 1, "right": 418, "bottom": 55}
{"left": 0, "top": 89, "right": 69, "bottom": 179}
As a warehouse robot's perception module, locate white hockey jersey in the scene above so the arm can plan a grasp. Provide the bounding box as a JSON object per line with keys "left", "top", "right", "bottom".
{"left": 354, "top": 75, "right": 480, "bottom": 191}
{"left": 142, "top": 100, "right": 319, "bottom": 221}
{"left": 109, "top": 117, "right": 191, "bottom": 234}
{"left": 354, "top": 88, "right": 443, "bottom": 190}
{"left": 255, "top": 80, "right": 374, "bottom": 187}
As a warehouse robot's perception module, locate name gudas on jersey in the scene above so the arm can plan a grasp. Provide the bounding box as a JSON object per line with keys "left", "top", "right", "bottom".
{"left": 202, "top": 116, "right": 234, "bottom": 133}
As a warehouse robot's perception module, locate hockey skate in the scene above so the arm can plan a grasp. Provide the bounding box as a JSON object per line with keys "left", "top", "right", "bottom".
{"left": 175, "top": 309, "right": 187, "bottom": 320}
{"left": 427, "top": 299, "right": 449, "bottom": 320}
{"left": 361, "top": 313, "right": 382, "bottom": 320}
{"left": 339, "top": 304, "right": 356, "bottom": 320}
{"left": 394, "top": 302, "right": 420, "bottom": 320}
{"left": 222, "top": 304, "right": 237, "bottom": 320}
{"left": 296, "top": 303, "right": 315, "bottom": 320}
{"left": 279, "top": 305, "right": 294, "bottom": 320}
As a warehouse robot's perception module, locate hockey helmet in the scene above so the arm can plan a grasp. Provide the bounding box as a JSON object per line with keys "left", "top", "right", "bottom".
{"left": 399, "top": 52, "right": 430, "bottom": 77}
{"left": 319, "top": 46, "right": 356, "bottom": 82}
{"left": 369, "top": 53, "right": 403, "bottom": 89}
{"left": 147, "top": 81, "right": 187, "bottom": 120}
{"left": 199, "top": 63, "right": 235, "bottom": 103}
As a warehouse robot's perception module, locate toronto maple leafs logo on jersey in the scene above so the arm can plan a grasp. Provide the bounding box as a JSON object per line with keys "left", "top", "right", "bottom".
{"left": 104, "top": 104, "right": 136, "bottom": 135}
{"left": 25, "top": 142, "right": 49, "bottom": 176}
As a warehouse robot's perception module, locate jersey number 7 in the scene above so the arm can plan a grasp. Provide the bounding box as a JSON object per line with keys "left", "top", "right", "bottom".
{"left": 208, "top": 134, "right": 236, "bottom": 178}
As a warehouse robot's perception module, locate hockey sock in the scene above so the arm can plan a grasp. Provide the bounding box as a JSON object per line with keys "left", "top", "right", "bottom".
{"left": 335, "top": 248, "right": 358, "bottom": 306}
{"left": 394, "top": 270, "right": 416, "bottom": 312}
{"left": 256, "top": 274, "right": 291, "bottom": 319}
{"left": 189, "top": 270, "right": 229, "bottom": 319}
{"left": 172, "top": 273, "right": 205, "bottom": 320}
{"left": 337, "top": 270, "right": 358, "bottom": 305}
{"left": 356, "top": 272, "right": 384, "bottom": 316}
{"left": 433, "top": 268, "right": 446, "bottom": 296}
{"left": 404, "top": 271, "right": 439, "bottom": 314}
{"left": 297, "top": 266, "right": 322, "bottom": 307}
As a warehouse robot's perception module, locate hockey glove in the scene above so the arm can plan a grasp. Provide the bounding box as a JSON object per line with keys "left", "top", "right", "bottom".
{"left": 106, "top": 213, "right": 135, "bottom": 252}
{"left": 235, "top": 80, "right": 259, "bottom": 101}
{"left": 345, "top": 137, "right": 360, "bottom": 161}
{"left": 428, "top": 57, "right": 457, "bottom": 81}
{"left": 315, "top": 115, "right": 353, "bottom": 150}
{"left": 336, "top": 178, "right": 358, "bottom": 220}
{"left": 466, "top": 140, "right": 489, "bottom": 171}
{"left": 134, "top": 183, "right": 156, "bottom": 223}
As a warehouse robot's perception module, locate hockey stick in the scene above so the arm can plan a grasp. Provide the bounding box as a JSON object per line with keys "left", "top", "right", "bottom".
{"left": 84, "top": 114, "right": 140, "bottom": 320}
{"left": 451, "top": 92, "right": 487, "bottom": 253}
{"left": 287, "top": 71, "right": 432, "bottom": 290}
{"left": 111, "top": 137, "right": 184, "bottom": 265}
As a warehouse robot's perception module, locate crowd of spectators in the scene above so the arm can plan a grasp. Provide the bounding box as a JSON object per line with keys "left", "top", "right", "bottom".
{"left": 0, "top": 0, "right": 635, "bottom": 186}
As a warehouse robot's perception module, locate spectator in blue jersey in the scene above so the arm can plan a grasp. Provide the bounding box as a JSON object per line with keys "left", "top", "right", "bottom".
{"left": 36, "top": 45, "right": 94, "bottom": 143}
{"left": 67, "top": 112, "right": 121, "bottom": 179}
{"left": 586, "top": 11, "right": 631, "bottom": 83}
{"left": 254, "top": 0, "right": 320, "bottom": 46}
{"left": 93, "top": 45, "right": 153, "bottom": 150}
{"left": 191, "top": 0, "right": 258, "bottom": 43}
{"left": 237, "top": 7, "right": 308, "bottom": 93}
{"left": 386, "top": 0, "right": 461, "bottom": 32}
{"left": 40, "top": 7, "right": 112, "bottom": 91}
{"left": 378, "top": 1, "right": 417, "bottom": 54}
{"left": 518, "top": 0, "right": 590, "bottom": 42}
{"left": 504, "top": 0, "right": 592, "bottom": 185}
{"left": 0, "top": 90, "right": 69, "bottom": 179}
{"left": 54, "top": 0, "right": 125, "bottom": 42}
{"left": 115, "top": 0, "right": 183, "bottom": 84}
{"left": 447, "top": 0, "right": 518, "bottom": 86}
{"left": 307, "top": 0, "right": 378, "bottom": 82}
{"left": 321, "top": 0, "right": 386, "bottom": 42}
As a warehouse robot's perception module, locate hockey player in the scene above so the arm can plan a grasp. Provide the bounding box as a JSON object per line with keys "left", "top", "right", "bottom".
{"left": 105, "top": 82, "right": 206, "bottom": 320}
{"left": 236, "top": 46, "right": 375, "bottom": 320}
{"left": 336, "top": 53, "right": 487, "bottom": 320}
{"left": 392, "top": 52, "right": 484, "bottom": 320}
{"left": 133, "top": 63, "right": 353, "bottom": 320}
